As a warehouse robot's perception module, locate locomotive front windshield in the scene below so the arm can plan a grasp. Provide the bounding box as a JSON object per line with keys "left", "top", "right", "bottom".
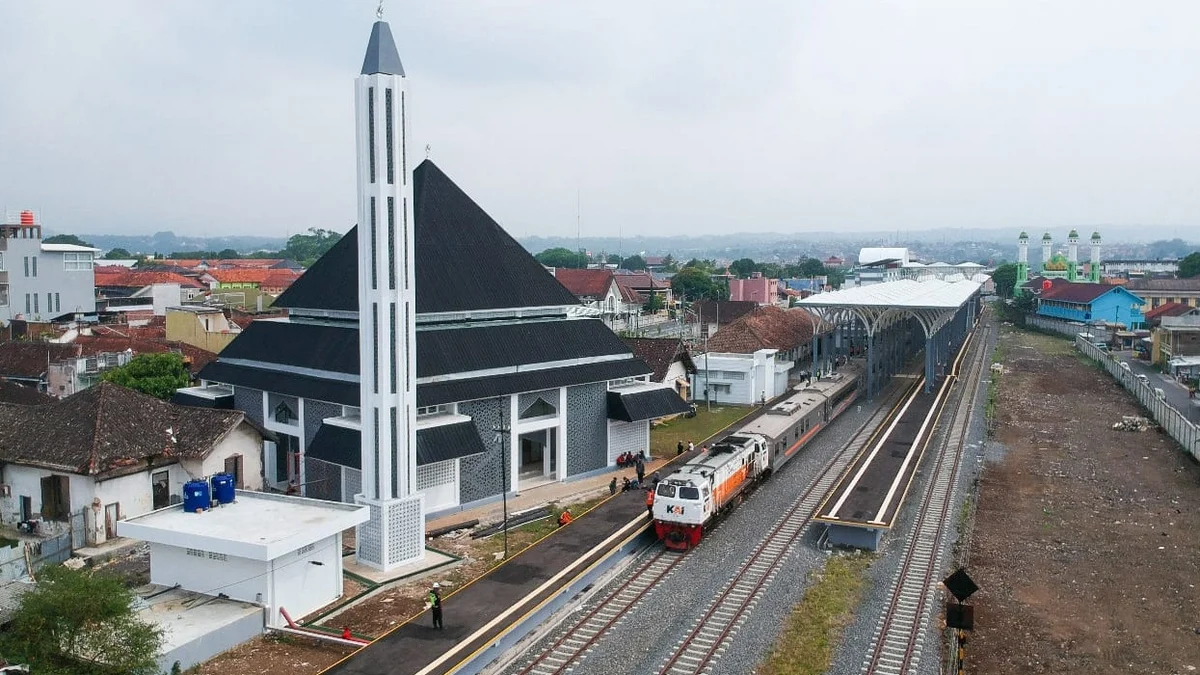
{"left": 679, "top": 486, "right": 700, "bottom": 500}
{"left": 656, "top": 484, "right": 676, "bottom": 498}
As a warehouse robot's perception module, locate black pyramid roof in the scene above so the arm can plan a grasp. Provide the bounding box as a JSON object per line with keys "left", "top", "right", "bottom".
{"left": 275, "top": 160, "right": 580, "bottom": 314}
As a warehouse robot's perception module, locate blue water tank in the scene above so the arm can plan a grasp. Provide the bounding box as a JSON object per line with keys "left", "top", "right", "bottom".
{"left": 210, "top": 473, "right": 236, "bottom": 505}
{"left": 182, "top": 479, "right": 211, "bottom": 513}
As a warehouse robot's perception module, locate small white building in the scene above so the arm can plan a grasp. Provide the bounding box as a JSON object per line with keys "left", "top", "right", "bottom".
{"left": 692, "top": 350, "right": 792, "bottom": 406}
{"left": 118, "top": 491, "right": 368, "bottom": 627}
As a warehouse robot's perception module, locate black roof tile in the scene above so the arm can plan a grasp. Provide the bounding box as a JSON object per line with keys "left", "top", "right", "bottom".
{"left": 199, "top": 361, "right": 359, "bottom": 407}
{"left": 307, "top": 421, "right": 487, "bottom": 470}
{"left": 606, "top": 387, "right": 691, "bottom": 423}
{"left": 418, "top": 359, "right": 650, "bottom": 407}
{"left": 275, "top": 160, "right": 579, "bottom": 315}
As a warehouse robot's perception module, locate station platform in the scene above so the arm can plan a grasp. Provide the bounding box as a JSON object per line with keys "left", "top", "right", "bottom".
{"left": 814, "top": 378, "right": 941, "bottom": 550}
{"left": 323, "top": 490, "right": 652, "bottom": 675}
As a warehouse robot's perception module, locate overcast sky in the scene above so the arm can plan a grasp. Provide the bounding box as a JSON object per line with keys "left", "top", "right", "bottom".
{"left": 2, "top": 1, "right": 1199, "bottom": 239}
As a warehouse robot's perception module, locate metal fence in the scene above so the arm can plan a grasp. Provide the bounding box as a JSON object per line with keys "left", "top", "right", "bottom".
{"left": 1076, "top": 336, "right": 1200, "bottom": 460}
{"left": 1029, "top": 315, "right": 1110, "bottom": 342}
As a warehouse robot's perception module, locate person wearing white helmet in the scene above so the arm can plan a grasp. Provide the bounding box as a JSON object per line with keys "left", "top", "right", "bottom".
{"left": 427, "top": 582, "right": 443, "bottom": 629}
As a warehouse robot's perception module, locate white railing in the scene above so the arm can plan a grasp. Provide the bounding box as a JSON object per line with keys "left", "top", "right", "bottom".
{"left": 1075, "top": 336, "right": 1199, "bottom": 460}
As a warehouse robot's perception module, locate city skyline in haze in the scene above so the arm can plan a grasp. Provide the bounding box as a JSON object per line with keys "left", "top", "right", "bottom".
{"left": 2, "top": 1, "right": 1199, "bottom": 239}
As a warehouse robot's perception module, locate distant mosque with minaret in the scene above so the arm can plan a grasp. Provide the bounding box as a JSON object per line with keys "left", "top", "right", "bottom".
{"left": 1015, "top": 229, "right": 1102, "bottom": 295}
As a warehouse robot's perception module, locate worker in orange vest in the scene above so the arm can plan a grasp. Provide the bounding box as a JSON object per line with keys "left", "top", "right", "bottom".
{"left": 558, "top": 509, "right": 573, "bottom": 527}
{"left": 646, "top": 488, "right": 655, "bottom": 519}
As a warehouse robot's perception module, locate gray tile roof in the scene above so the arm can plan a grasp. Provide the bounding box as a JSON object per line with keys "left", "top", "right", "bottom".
{"left": 361, "top": 21, "right": 405, "bottom": 75}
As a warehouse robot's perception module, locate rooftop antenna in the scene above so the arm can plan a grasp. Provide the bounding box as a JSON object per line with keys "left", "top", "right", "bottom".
{"left": 376, "top": 0, "right": 384, "bottom": 19}
{"left": 425, "top": 144, "right": 432, "bottom": 160}
{"left": 576, "top": 188, "right": 581, "bottom": 254}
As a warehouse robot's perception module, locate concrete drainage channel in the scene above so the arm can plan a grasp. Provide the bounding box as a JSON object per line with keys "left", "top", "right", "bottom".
{"left": 473, "top": 529, "right": 660, "bottom": 675}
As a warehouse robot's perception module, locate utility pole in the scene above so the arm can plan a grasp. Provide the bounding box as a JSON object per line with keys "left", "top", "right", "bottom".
{"left": 492, "top": 420, "right": 510, "bottom": 560}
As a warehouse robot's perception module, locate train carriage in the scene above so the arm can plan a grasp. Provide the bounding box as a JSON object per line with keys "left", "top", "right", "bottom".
{"left": 652, "top": 363, "right": 862, "bottom": 550}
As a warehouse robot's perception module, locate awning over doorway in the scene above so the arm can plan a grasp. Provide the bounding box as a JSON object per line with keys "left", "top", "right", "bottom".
{"left": 606, "top": 385, "right": 691, "bottom": 422}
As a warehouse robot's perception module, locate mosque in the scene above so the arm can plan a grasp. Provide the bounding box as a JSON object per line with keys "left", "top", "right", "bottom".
{"left": 1015, "top": 229, "right": 1102, "bottom": 295}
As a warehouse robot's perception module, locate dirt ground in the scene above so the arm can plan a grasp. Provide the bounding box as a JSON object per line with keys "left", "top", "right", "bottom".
{"left": 965, "top": 328, "right": 1200, "bottom": 674}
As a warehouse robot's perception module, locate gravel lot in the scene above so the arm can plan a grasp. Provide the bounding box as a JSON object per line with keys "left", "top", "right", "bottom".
{"left": 960, "top": 328, "right": 1200, "bottom": 674}
{"left": 498, "top": 392, "right": 892, "bottom": 675}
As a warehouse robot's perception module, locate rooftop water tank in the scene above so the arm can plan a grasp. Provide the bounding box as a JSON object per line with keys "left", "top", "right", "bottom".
{"left": 210, "top": 473, "right": 235, "bottom": 505}
{"left": 182, "top": 479, "right": 211, "bottom": 513}
{"left": 19, "top": 210, "right": 34, "bottom": 225}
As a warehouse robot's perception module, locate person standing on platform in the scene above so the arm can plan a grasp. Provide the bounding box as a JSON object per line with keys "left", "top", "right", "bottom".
{"left": 428, "top": 583, "right": 443, "bottom": 629}
{"left": 677, "top": 440, "right": 684, "bottom": 456}
{"left": 688, "top": 440, "right": 695, "bottom": 453}
{"left": 646, "top": 487, "right": 655, "bottom": 518}
{"left": 635, "top": 457, "right": 645, "bottom": 485}
{"left": 609, "top": 476, "right": 618, "bottom": 495}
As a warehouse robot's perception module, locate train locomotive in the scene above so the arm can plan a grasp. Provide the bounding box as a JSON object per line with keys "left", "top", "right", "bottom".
{"left": 652, "top": 363, "right": 862, "bottom": 550}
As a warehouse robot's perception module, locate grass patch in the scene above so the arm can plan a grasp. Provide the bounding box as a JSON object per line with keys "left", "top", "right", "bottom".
{"left": 649, "top": 406, "right": 752, "bottom": 458}
{"left": 758, "top": 553, "right": 874, "bottom": 675}
{"left": 473, "top": 494, "right": 609, "bottom": 569}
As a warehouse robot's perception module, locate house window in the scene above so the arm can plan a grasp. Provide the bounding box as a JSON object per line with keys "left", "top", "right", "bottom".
{"left": 54, "top": 292, "right": 60, "bottom": 313}
{"left": 40, "top": 475, "right": 70, "bottom": 521}
{"left": 63, "top": 252, "right": 93, "bottom": 271}
{"left": 711, "top": 384, "right": 732, "bottom": 395}
{"left": 31, "top": 256, "right": 37, "bottom": 277}
{"left": 25, "top": 293, "right": 30, "bottom": 314}
{"left": 33, "top": 294, "right": 38, "bottom": 314}
{"left": 387, "top": 197, "right": 396, "bottom": 290}
{"left": 46, "top": 293, "right": 52, "bottom": 315}
{"left": 416, "top": 404, "right": 446, "bottom": 417}
{"left": 152, "top": 470, "right": 170, "bottom": 510}
{"left": 23, "top": 256, "right": 29, "bottom": 277}
{"left": 274, "top": 401, "right": 296, "bottom": 424}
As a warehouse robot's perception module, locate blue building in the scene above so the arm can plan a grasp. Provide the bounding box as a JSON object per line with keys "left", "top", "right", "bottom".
{"left": 1034, "top": 279, "right": 1145, "bottom": 328}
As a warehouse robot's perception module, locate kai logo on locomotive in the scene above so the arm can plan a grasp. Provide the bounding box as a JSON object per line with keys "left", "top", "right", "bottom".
{"left": 666, "top": 505, "right": 685, "bottom": 515}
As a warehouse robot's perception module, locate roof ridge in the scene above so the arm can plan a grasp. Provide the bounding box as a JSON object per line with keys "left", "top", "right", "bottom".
{"left": 90, "top": 383, "right": 109, "bottom": 476}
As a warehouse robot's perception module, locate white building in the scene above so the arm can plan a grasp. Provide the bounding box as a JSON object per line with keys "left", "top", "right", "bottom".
{"left": 118, "top": 491, "right": 368, "bottom": 625}
{"left": 1, "top": 210, "right": 98, "bottom": 323}
{"left": 0, "top": 382, "right": 264, "bottom": 547}
{"left": 692, "top": 350, "right": 791, "bottom": 406}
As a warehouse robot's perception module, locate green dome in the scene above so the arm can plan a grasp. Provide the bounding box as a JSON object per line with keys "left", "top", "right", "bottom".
{"left": 1068, "top": 229, "right": 1079, "bottom": 238}
{"left": 1042, "top": 232, "right": 1052, "bottom": 241}
{"left": 1091, "top": 231, "right": 1102, "bottom": 240}
{"left": 1018, "top": 231, "right": 1029, "bottom": 240}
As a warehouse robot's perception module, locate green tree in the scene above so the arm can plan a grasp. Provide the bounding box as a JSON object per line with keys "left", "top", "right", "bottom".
{"left": 103, "top": 248, "right": 132, "bottom": 260}
{"left": 758, "top": 262, "right": 783, "bottom": 279}
{"left": 621, "top": 254, "right": 647, "bottom": 271}
{"left": 683, "top": 258, "right": 717, "bottom": 273}
{"left": 216, "top": 248, "right": 241, "bottom": 259}
{"left": 101, "top": 353, "right": 190, "bottom": 399}
{"left": 797, "top": 257, "right": 826, "bottom": 278}
{"left": 281, "top": 228, "right": 342, "bottom": 265}
{"left": 671, "top": 266, "right": 721, "bottom": 300}
{"left": 0, "top": 565, "right": 165, "bottom": 675}
{"left": 535, "top": 247, "right": 588, "bottom": 269}
{"left": 824, "top": 266, "right": 846, "bottom": 289}
{"left": 43, "top": 234, "right": 93, "bottom": 247}
{"left": 644, "top": 294, "right": 665, "bottom": 313}
{"left": 660, "top": 254, "right": 678, "bottom": 273}
{"left": 728, "top": 258, "right": 758, "bottom": 278}
{"left": 991, "top": 263, "right": 1019, "bottom": 297}
{"left": 1178, "top": 251, "right": 1200, "bottom": 279}
{"left": 1013, "top": 294, "right": 1035, "bottom": 314}
{"left": 606, "top": 253, "right": 622, "bottom": 265}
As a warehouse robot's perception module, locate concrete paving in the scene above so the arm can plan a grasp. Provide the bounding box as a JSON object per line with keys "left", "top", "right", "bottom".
{"left": 1115, "top": 351, "right": 1200, "bottom": 422}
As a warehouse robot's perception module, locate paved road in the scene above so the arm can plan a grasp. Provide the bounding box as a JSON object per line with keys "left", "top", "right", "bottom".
{"left": 1114, "top": 350, "right": 1200, "bottom": 422}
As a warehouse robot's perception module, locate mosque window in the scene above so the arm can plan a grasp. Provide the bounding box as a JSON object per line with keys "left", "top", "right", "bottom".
{"left": 368, "top": 87, "right": 376, "bottom": 183}
{"left": 385, "top": 88, "right": 394, "bottom": 184}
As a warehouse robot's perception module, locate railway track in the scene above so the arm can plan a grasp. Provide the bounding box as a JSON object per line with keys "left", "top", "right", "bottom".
{"left": 654, "top": 377, "right": 922, "bottom": 675}
{"left": 509, "top": 374, "right": 918, "bottom": 675}
{"left": 861, "top": 323, "right": 991, "bottom": 675}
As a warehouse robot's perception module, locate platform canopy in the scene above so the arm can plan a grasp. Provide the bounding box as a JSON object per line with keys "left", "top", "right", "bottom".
{"left": 798, "top": 278, "right": 983, "bottom": 337}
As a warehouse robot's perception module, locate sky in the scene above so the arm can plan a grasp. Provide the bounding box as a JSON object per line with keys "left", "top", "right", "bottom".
{"left": 2, "top": 1, "right": 1199, "bottom": 240}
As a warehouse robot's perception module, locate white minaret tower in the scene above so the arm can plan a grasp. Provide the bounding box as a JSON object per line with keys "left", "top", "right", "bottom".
{"left": 1041, "top": 232, "right": 1052, "bottom": 269}
{"left": 1067, "top": 229, "right": 1079, "bottom": 264}
{"left": 1017, "top": 231, "right": 1028, "bottom": 265}
{"left": 355, "top": 13, "right": 424, "bottom": 570}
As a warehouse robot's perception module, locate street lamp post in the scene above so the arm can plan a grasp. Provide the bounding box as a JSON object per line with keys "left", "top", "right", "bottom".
{"left": 492, "top": 421, "right": 510, "bottom": 560}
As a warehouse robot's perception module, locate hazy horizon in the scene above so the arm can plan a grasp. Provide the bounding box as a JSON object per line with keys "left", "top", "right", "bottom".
{"left": 4, "top": 2, "right": 1200, "bottom": 238}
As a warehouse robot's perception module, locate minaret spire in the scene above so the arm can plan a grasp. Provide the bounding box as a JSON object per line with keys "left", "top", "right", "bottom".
{"left": 355, "top": 15, "right": 424, "bottom": 571}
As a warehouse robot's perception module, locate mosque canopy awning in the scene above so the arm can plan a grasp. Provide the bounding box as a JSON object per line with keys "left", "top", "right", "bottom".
{"left": 607, "top": 384, "right": 692, "bottom": 423}
{"left": 306, "top": 420, "right": 488, "bottom": 470}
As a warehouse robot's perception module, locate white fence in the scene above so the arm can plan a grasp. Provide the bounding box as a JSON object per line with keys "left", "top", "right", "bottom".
{"left": 1029, "top": 315, "right": 1109, "bottom": 343}
{"left": 1075, "top": 336, "right": 1199, "bottom": 460}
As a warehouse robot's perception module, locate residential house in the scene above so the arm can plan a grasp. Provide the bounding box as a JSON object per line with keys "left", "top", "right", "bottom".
{"left": 1151, "top": 310, "right": 1200, "bottom": 366}
{"left": 1101, "top": 259, "right": 1180, "bottom": 277}
{"left": 1125, "top": 277, "right": 1200, "bottom": 311}
{"left": 729, "top": 272, "right": 779, "bottom": 305}
{"left": 622, "top": 337, "right": 696, "bottom": 400}
{"left": 0, "top": 341, "right": 82, "bottom": 391}
{"left": 1034, "top": 280, "right": 1145, "bottom": 328}
{"left": 693, "top": 306, "right": 825, "bottom": 405}
{"left": 0, "top": 210, "right": 98, "bottom": 323}
{"left": 94, "top": 268, "right": 206, "bottom": 317}
{"left": 203, "top": 268, "right": 272, "bottom": 291}
{"left": 1143, "top": 302, "right": 1195, "bottom": 328}
{"left": 260, "top": 269, "right": 303, "bottom": 295}
{"left": 0, "top": 382, "right": 265, "bottom": 547}
{"left": 166, "top": 306, "right": 243, "bottom": 353}
{"left": 614, "top": 271, "right": 672, "bottom": 308}
{"left": 0, "top": 379, "right": 55, "bottom": 405}
{"left": 553, "top": 268, "right": 627, "bottom": 315}
{"left": 823, "top": 256, "right": 846, "bottom": 268}
{"left": 687, "top": 300, "right": 757, "bottom": 337}
{"left": 46, "top": 349, "right": 132, "bottom": 398}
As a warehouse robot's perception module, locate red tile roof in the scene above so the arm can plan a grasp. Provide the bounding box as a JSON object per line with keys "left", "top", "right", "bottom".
{"left": 207, "top": 269, "right": 271, "bottom": 284}
{"left": 614, "top": 272, "right": 669, "bottom": 290}
{"left": 226, "top": 308, "right": 288, "bottom": 330}
{"left": 0, "top": 380, "right": 56, "bottom": 405}
{"left": 94, "top": 270, "right": 203, "bottom": 289}
{"left": 622, "top": 337, "right": 696, "bottom": 381}
{"left": 1039, "top": 281, "right": 1121, "bottom": 304}
{"left": 706, "top": 306, "right": 825, "bottom": 354}
{"left": 0, "top": 342, "right": 82, "bottom": 379}
{"left": 73, "top": 334, "right": 217, "bottom": 374}
{"left": 1143, "top": 302, "right": 1194, "bottom": 321}
{"left": 553, "top": 269, "right": 615, "bottom": 298}
{"left": 260, "top": 270, "right": 302, "bottom": 292}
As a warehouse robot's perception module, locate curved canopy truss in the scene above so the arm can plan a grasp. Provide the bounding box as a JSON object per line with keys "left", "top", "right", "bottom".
{"left": 798, "top": 279, "right": 984, "bottom": 338}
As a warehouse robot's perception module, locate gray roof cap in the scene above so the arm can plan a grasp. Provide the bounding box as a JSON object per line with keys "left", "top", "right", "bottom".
{"left": 361, "top": 21, "right": 405, "bottom": 75}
